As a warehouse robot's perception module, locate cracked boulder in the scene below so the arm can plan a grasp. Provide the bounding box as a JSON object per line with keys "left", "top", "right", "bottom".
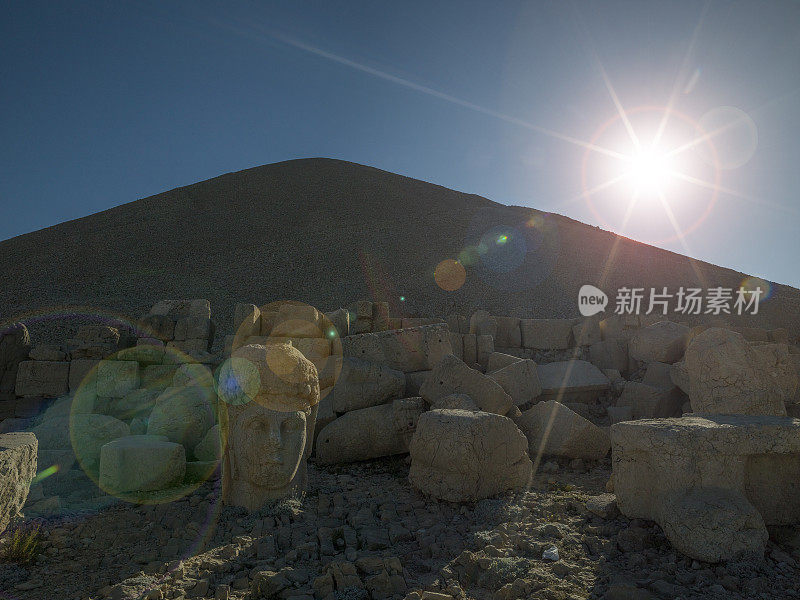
{"left": 409, "top": 409, "right": 532, "bottom": 502}
{"left": 420, "top": 354, "right": 513, "bottom": 415}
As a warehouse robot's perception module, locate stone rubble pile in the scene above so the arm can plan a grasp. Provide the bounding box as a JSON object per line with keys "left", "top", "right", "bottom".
{"left": 2, "top": 296, "right": 800, "bottom": 590}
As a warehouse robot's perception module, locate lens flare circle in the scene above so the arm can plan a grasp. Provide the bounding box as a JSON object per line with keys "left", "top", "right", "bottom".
{"left": 434, "top": 259, "right": 467, "bottom": 291}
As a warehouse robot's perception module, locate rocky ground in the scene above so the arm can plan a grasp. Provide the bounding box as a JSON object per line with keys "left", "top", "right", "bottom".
{"left": 3, "top": 456, "right": 800, "bottom": 600}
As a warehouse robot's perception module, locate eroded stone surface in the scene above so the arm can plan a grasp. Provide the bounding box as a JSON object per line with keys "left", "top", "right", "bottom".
{"left": 342, "top": 324, "right": 451, "bottom": 373}
{"left": 419, "top": 354, "right": 513, "bottom": 415}
{"left": 99, "top": 435, "right": 186, "bottom": 494}
{"left": 516, "top": 400, "right": 610, "bottom": 461}
{"left": 409, "top": 409, "right": 532, "bottom": 502}
{"left": 629, "top": 321, "right": 689, "bottom": 364}
{"left": 537, "top": 360, "right": 610, "bottom": 403}
{"left": 328, "top": 357, "right": 405, "bottom": 413}
{"left": 0, "top": 432, "right": 37, "bottom": 532}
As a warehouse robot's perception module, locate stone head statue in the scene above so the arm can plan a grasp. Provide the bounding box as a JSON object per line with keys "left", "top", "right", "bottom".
{"left": 221, "top": 341, "right": 319, "bottom": 510}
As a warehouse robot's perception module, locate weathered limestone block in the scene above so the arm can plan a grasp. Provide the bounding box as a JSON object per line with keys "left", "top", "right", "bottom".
{"left": 642, "top": 361, "right": 674, "bottom": 390}
{"left": 96, "top": 360, "right": 140, "bottom": 398}
{"left": 436, "top": 393, "right": 479, "bottom": 410}
{"left": 494, "top": 317, "right": 521, "bottom": 348}
{"left": 315, "top": 398, "right": 425, "bottom": 464}
{"left": 69, "top": 359, "right": 100, "bottom": 394}
{"left": 617, "top": 381, "right": 683, "bottom": 419}
{"left": 315, "top": 390, "right": 336, "bottom": 446}
{"left": 0, "top": 432, "right": 37, "bottom": 533}
{"left": 328, "top": 357, "right": 405, "bottom": 413}
{"left": 769, "top": 328, "right": 789, "bottom": 344}
{"left": 343, "top": 324, "right": 452, "bottom": 373}
{"left": 629, "top": 321, "right": 689, "bottom": 364}
{"left": 173, "top": 363, "right": 214, "bottom": 388}
{"left": 222, "top": 342, "right": 320, "bottom": 510}
{"left": 99, "top": 435, "right": 186, "bottom": 494}
{"left": 138, "top": 314, "right": 175, "bottom": 342}
{"left": 105, "top": 388, "right": 159, "bottom": 421}
{"left": 516, "top": 400, "right": 610, "bottom": 461}
{"left": 147, "top": 385, "right": 215, "bottom": 450}
{"left": 446, "top": 314, "right": 468, "bottom": 335}
{"left": 476, "top": 334, "right": 494, "bottom": 369}
{"left": 611, "top": 415, "right": 800, "bottom": 561}
{"left": 150, "top": 299, "right": 210, "bottom": 319}
{"left": 684, "top": 328, "right": 787, "bottom": 415}
{"left": 587, "top": 337, "right": 630, "bottom": 374}
{"left": 29, "top": 344, "right": 66, "bottom": 361}
{"left": 462, "top": 334, "right": 478, "bottom": 366}
{"left": 71, "top": 414, "right": 130, "bottom": 474}
{"left": 325, "top": 308, "right": 350, "bottom": 338}
{"left": 599, "top": 314, "right": 640, "bottom": 340}
{"left": 140, "top": 365, "right": 179, "bottom": 390}
{"left": 487, "top": 359, "right": 541, "bottom": 407}
{"left": 174, "top": 316, "right": 213, "bottom": 343}
{"left": 117, "top": 338, "right": 165, "bottom": 365}
{"left": 372, "top": 302, "right": 390, "bottom": 332}
{"left": 15, "top": 360, "right": 69, "bottom": 398}
{"left": 194, "top": 424, "right": 222, "bottom": 462}
{"left": 537, "top": 360, "right": 610, "bottom": 403}
{"left": 521, "top": 319, "right": 575, "bottom": 350}
{"left": 753, "top": 342, "right": 800, "bottom": 405}
{"left": 408, "top": 409, "right": 532, "bottom": 502}
{"left": 420, "top": 354, "right": 513, "bottom": 415}
{"left": 448, "top": 332, "right": 463, "bottom": 361}
{"left": 573, "top": 319, "right": 601, "bottom": 347}
{"left": 270, "top": 303, "right": 322, "bottom": 338}
{"left": 486, "top": 352, "right": 522, "bottom": 373}
{"left": 469, "top": 310, "right": 497, "bottom": 337}
{"left": 404, "top": 370, "right": 431, "bottom": 397}
{"left": 234, "top": 303, "right": 261, "bottom": 340}
{"left": 75, "top": 325, "right": 120, "bottom": 346}
{"left": 31, "top": 415, "right": 75, "bottom": 474}
{"left": 0, "top": 323, "right": 30, "bottom": 401}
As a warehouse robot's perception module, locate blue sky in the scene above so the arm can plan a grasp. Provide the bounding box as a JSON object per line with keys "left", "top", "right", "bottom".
{"left": 2, "top": 1, "right": 799, "bottom": 286}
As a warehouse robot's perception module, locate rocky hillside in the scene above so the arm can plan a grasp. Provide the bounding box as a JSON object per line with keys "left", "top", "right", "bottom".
{"left": 0, "top": 158, "right": 797, "bottom": 341}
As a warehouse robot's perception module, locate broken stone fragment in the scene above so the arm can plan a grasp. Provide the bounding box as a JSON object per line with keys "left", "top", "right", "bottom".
{"left": 99, "top": 434, "right": 186, "bottom": 494}
{"left": 419, "top": 354, "right": 513, "bottom": 415}
{"left": 0, "top": 432, "right": 37, "bottom": 533}
{"left": 409, "top": 409, "right": 532, "bottom": 502}
{"left": 628, "top": 321, "right": 690, "bottom": 364}
{"left": 315, "top": 398, "right": 425, "bottom": 464}
{"left": 487, "top": 358, "right": 542, "bottom": 408}
{"left": 516, "top": 400, "right": 610, "bottom": 461}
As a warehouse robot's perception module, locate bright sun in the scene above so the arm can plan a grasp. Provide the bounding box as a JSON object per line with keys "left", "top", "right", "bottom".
{"left": 626, "top": 147, "right": 674, "bottom": 195}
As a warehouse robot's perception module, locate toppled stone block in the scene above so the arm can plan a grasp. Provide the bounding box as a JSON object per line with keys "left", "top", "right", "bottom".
{"left": 117, "top": 338, "right": 165, "bottom": 365}
{"left": 600, "top": 314, "right": 640, "bottom": 340}
{"left": 96, "top": 360, "right": 140, "bottom": 398}
{"left": 436, "top": 393, "right": 479, "bottom": 410}
{"left": 516, "top": 400, "right": 610, "bottom": 461}
{"left": 573, "top": 319, "right": 601, "bottom": 346}
{"left": 537, "top": 360, "right": 610, "bottom": 403}
{"left": 409, "top": 409, "right": 532, "bottom": 502}
{"left": 420, "top": 354, "right": 513, "bottom": 415}
{"left": 487, "top": 359, "right": 541, "bottom": 407}
{"left": 469, "top": 310, "right": 497, "bottom": 337}
{"left": 495, "top": 317, "right": 521, "bottom": 348}
{"left": 476, "top": 334, "right": 494, "bottom": 369}
{"left": 642, "top": 361, "right": 674, "bottom": 389}
{"left": 75, "top": 325, "right": 120, "bottom": 345}
{"left": 150, "top": 299, "right": 210, "bottom": 319}
{"left": 629, "top": 321, "right": 689, "bottom": 364}
{"left": 754, "top": 342, "right": 800, "bottom": 405}
{"left": 194, "top": 423, "right": 222, "bottom": 462}
{"left": 174, "top": 316, "right": 213, "bottom": 343}
{"left": 587, "top": 338, "right": 630, "bottom": 374}
{"left": 104, "top": 388, "right": 159, "bottom": 421}
{"left": 173, "top": 363, "right": 214, "bottom": 388}
{"left": 448, "top": 332, "right": 463, "bottom": 361}
{"left": 99, "top": 435, "right": 186, "bottom": 494}
{"left": 315, "top": 398, "right": 425, "bottom": 464}
{"left": 611, "top": 415, "right": 800, "bottom": 561}
{"left": 684, "top": 328, "right": 787, "bottom": 415}
{"left": 15, "top": 360, "right": 69, "bottom": 398}
{"left": 617, "top": 381, "right": 684, "bottom": 419}
{"left": 71, "top": 414, "right": 130, "bottom": 475}
{"left": 140, "top": 365, "right": 179, "bottom": 390}
{"left": 462, "top": 334, "right": 478, "bottom": 366}
{"left": 486, "top": 352, "right": 522, "bottom": 373}
{"left": 328, "top": 357, "right": 405, "bottom": 413}
{"left": 138, "top": 314, "right": 175, "bottom": 342}
{"left": 0, "top": 432, "right": 37, "bottom": 533}
{"left": 147, "top": 385, "right": 215, "bottom": 449}
{"left": 343, "top": 324, "right": 452, "bottom": 373}
{"left": 521, "top": 319, "right": 575, "bottom": 350}
{"left": 325, "top": 308, "right": 350, "bottom": 338}
{"left": 404, "top": 370, "right": 430, "bottom": 397}
{"left": 29, "top": 344, "right": 66, "bottom": 361}
{"left": 0, "top": 323, "right": 30, "bottom": 400}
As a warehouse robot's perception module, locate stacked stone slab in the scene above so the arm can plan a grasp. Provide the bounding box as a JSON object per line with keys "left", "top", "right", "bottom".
{"left": 612, "top": 415, "right": 800, "bottom": 562}
{"left": 230, "top": 301, "right": 339, "bottom": 390}
{"left": 0, "top": 324, "right": 31, "bottom": 413}
{"left": 138, "top": 299, "right": 215, "bottom": 362}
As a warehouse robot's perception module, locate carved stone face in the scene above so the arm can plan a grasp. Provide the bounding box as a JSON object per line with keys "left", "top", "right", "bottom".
{"left": 231, "top": 404, "right": 307, "bottom": 490}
